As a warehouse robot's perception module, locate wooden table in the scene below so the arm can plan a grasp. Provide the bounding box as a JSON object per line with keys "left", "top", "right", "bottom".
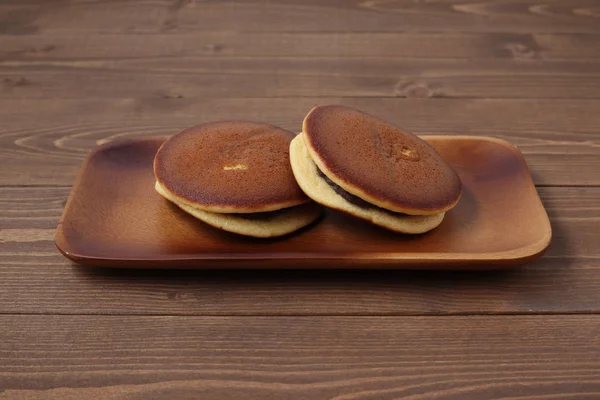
{"left": 2, "top": 1, "right": 600, "bottom": 398}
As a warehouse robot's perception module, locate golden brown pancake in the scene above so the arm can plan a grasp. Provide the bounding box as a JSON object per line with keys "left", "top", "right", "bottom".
{"left": 290, "top": 133, "right": 445, "bottom": 234}
{"left": 154, "top": 121, "right": 309, "bottom": 214}
{"left": 303, "top": 105, "right": 462, "bottom": 215}
{"left": 154, "top": 122, "right": 320, "bottom": 237}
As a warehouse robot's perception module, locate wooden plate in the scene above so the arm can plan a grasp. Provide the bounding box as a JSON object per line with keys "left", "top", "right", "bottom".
{"left": 55, "top": 136, "right": 551, "bottom": 269}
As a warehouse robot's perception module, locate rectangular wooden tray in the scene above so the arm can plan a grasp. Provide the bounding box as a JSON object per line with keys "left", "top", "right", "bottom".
{"left": 55, "top": 135, "right": 551, "bottom": 269}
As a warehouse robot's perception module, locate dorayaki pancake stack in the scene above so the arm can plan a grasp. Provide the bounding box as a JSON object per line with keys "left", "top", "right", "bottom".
{"left": 154, "top": 121, "right": 321, "bottom": 238}
{"left": 290, "top": 105, "right": 462, "bottom": 234}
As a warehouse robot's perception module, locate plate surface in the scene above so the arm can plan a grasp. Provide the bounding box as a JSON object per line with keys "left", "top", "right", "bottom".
{"left": 55, "top": 136, "right": 551, "bottom": 269}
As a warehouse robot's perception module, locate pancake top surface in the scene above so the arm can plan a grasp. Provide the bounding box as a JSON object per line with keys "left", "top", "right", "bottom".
{"left": 154, "top": 121, "right": 308, "bottom": 212}
{"left": 303, "top": 105, "right": 462, "bottom": 213}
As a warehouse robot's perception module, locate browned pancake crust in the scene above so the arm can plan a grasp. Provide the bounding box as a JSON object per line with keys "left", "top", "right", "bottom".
{"left": 303, "top": 105, "right": 462, "bottom": 214}
{"left": 154, "top": 121, "right": 309, "bottom": 213}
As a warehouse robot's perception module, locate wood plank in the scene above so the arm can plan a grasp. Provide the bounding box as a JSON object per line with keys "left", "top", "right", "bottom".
{"left": 1, "top": 315, "right": 600, "bottom": 398}
{"left": 3, "top": 58, "right": 600, "bottom": 99}
{"left": 2, "top": 0, "right": 600, "bottom": 34}
{"left": 1, "top": 98, "right": 599, "bottom": 186}
{"left": 0, "top": 187, "right": 599, "bottom": 315}
{"left": 3, "top": 32, "right": 600, "bottom": 60}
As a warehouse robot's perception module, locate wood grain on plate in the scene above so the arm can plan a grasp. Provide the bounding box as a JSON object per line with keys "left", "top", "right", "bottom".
{"left": 55, "top": 135, "right": 551, "bottom": 269}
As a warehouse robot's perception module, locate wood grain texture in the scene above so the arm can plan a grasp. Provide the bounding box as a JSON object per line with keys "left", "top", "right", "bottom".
{"left": 2, "top": 0, "right": 600, "bottom": 34}
{"left": 3, "top": 58, "right": 600, "bottom": 99}
{"left": 1, "top": 0, "right": 600, "bottom": 397}
{"left": 1, "top": 315, "right": 600, "bottom": 398}
{"left": 3, "top": 32, "right": 600, "bottom": 60}
{"left": 1, "top": 98, "right": 599, "bottom": 186}
{"left": 0, "top": 186, "right": 597, "bottom": 315}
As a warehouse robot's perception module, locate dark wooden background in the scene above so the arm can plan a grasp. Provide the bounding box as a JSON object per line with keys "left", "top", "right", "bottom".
{"left": 1, "top": 0, "right": 600, "bottom": 398}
